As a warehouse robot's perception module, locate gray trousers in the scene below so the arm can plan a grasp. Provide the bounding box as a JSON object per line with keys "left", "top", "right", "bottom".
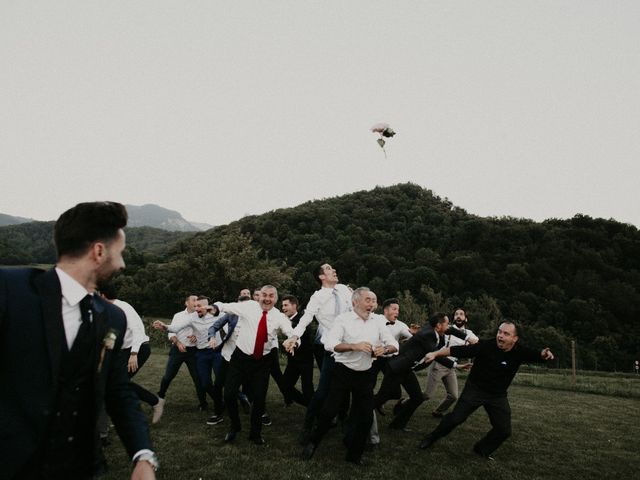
{"left": 423, "top": 362, "right": 458, "bottom": 414}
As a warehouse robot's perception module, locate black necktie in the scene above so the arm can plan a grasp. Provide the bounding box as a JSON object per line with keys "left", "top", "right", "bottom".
{"left": 73, "top": 294, "right": 93, "bottom": 349}
{"left": 79, "top": 294, "right": 93, "bottom": 324}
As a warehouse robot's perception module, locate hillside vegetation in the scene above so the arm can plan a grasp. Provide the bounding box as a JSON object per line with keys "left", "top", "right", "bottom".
{"left": 2, "top": 184, "right": 639, "bottom": 371}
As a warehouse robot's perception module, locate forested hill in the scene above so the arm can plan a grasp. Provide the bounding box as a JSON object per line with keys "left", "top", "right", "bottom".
{"left": 113, "top": 183, "right": 639, "bottom": 371}
{"left": 1, "top": 183, "right": 638, "bottom": 371}
{"left": 0, "top": 222, "right": 195, "bottom": 265}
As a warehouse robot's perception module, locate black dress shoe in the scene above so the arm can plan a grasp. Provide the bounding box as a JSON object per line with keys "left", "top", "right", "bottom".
{"left": 473, "top": 444, "right": 495, "bottom": 460}
{"left": 301, "top": 442, "right": 316, "bottom": 460}
{"left": 224, "top": 431, "right": 238, "bottom": 443}
{"left": 419, "top": 434, "right": 435, "bottom": 450}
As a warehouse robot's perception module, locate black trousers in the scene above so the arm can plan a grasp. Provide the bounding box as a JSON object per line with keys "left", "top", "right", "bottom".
{"left": 123, "top": 343, "right": 158, "bottom": 406}
{"left": 157, "top": 345, "right": 207, "bottom": 407}
{"left": 428, "top": 381, "right": 512, "bottom": 456}
{"left": 374, "top": 366, "right": 423, "bottom": 429}
{"left": 311, "top": 363, "right": 374, "bottom": 462}
{"left": 282, "top": 352, "right": 314, "bottom": 406}
{"left": 224, "top": 349, "right": 272, "bottom": 438}
{"left": 269, "top": 347, "right": 288, "bottom": 401}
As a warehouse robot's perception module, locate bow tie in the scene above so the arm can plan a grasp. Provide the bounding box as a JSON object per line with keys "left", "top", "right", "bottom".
{"left": 386, "top": 322, "right": 394, "bottom": 326}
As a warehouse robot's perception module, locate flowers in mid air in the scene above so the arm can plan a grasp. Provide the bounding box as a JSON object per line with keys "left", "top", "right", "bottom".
{"left": 371, "top": 122, "right": 396, "bottom": 157}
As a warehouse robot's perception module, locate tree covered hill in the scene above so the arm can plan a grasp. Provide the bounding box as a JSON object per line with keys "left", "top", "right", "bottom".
{"left": 1, "top": 183, "right": 638, "bottom": 371}
{"left": 116, "top": 183, "right": 639, "bottom": 371}
{"left": 0, "top": 221, "right": 195, "bottom": 265}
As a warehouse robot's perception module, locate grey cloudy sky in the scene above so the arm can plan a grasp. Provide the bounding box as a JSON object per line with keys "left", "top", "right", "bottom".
{"left": 1, "top": 1, "right": 639, "bottom": 227}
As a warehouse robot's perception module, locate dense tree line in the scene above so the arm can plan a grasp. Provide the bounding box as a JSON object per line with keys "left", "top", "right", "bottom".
{"left": 2, "top": 184, "right": 639, "bottom": 371}
{"left": 0, "top": 222, "right": 195, "bottom": 265}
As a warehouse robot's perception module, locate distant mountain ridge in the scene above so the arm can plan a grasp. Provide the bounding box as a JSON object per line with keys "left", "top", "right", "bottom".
{"left": 0, "top": 204, "right": 212, "bottom": 232}
{"left": 0, "top": 213, "right": 33, "bottom": 227}
{"left": 125, "top": 204, "right": 212, "bottom": 232}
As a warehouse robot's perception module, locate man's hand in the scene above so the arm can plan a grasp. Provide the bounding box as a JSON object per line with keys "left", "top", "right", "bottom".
{"left": 409, "top": 323, "right": 420, "bottom": 335}
{"left": 283, "top": 340, "right": 296, "bottom": 355}
{"left": 466, "top": 336, "right": 479, "bottom": 345}
{"left": 423, "top": 351, "right": 437, "bottom": 364}
{"left": 372, "top": 345, "right": 386, "bottom": 357}
{"left": 152, "top": 320, "right": 167, "bottom": 331}
{"left": 352, "top": 342, "right": 373, "bottom": 354}
{"left": 128, "top": 354, "right": 139, "bottom": 373}
{"left": 456, "top": 362, "right": 472, "bottom": 371}
{"left": 174, "top": 340, "right": 186, "bottom": 353}
{"left": 283, "top": 336, "right": 298, "bottom": 352}
{"left": 208, "top": 338, "right": 217, "bottom": 349}
{"left": 131, "top": 459, "right": 155, "bottom": 480}
{"left": 187, "top": 335, "right": 197, "bottom": 344}
{"left": 541, "top": 348, "right": 554, "bottom": 360}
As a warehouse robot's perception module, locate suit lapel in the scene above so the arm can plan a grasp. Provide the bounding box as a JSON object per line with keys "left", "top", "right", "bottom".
{"left": 34, "top": 269, "right": 65, "bottom": 391}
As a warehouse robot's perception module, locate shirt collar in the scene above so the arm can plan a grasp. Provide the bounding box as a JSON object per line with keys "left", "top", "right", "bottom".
{"left": 55, "top": 267, "right": 92, "bottom": 307}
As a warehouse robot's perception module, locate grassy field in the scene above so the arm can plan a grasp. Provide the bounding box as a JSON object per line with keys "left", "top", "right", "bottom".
{"left": 103, "top": 352, "right": 640, "bottom": 480}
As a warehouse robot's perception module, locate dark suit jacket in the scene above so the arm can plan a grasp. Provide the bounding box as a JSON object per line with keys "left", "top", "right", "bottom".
{"left": 0, "top": 268, "right": 152, "bottom": 478}
{"left": 387, "top": 325, "right": 464, "bottom": 373}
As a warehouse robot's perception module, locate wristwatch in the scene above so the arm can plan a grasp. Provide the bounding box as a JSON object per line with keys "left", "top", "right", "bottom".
{"left": 134, "top": 452, "right": 159, "bottom": 471}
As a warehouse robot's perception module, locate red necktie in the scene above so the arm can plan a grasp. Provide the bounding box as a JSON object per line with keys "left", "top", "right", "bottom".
{"left": 253, "top": 310, "right": 268, "bottom": 359}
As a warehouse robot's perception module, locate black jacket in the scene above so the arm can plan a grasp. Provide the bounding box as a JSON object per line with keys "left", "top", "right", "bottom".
{"left": 0, "top": 268, "right": 152, "bottom": 478}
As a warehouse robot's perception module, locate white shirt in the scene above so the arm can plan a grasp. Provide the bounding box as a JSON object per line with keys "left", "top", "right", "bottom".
{"left": 215, "top": 300, "right": 295, "bottom": 357}
{"left": 167, "top": 309, "right": 197, "bottom": 346}
{"left": 221, "top": 327, "right": 239, "bottom": 361}
{"left": 113, "top": 299, "right": 149, "bottom": 353}
{"left": 446, "top": 324, "right": 478, "bottom": 361}
{"left": 324, "top": 311, "right": 399, "bottom": 371}
{"left": 376, "top": 315, "right": 412, "bottom": 357}
{"left": 56, "top": 267, "right": 92, "bottom": 350}
{"left": 167, "top": 312, "right": 216, "bottom": 349}
{"left": 291, "top": 284, "right": 352, "bottom": 343}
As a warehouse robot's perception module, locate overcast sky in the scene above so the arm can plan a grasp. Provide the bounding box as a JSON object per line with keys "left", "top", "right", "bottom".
{"left": 1, "top": 1, "right": 638, "bottom": 228}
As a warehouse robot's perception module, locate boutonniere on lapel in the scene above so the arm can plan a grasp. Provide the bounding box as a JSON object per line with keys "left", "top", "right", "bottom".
{"left": 98, "top": 328, "right": 118, "bottom": 373}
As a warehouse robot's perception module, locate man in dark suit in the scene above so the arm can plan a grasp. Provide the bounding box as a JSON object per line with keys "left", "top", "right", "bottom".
{"left": 0, "top": 202, "right": 156, "bottom": 479}
{"left": 280, "top": 294, "right": 314, "bottom": 407}
{"left": 374, "top": 312, "right": 475, "bottom": 430}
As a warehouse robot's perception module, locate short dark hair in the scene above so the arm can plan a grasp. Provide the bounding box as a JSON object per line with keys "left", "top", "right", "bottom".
{"left": 383, "top": 298, "right": 400, "bottom": 309}
{"left": 281, "top": 294, "right": 299, "bottom": 306}
{"left": 197, "top": 295, "right": 210, "bottom": 303}
{"left": 316, "top": 263, "right": 331, "bottom": 284}
{"left": 54, "top": 202, "right": 127, "bottom": 258}
{"left": 428, "top": 312, "right": 448, "bottom": 329}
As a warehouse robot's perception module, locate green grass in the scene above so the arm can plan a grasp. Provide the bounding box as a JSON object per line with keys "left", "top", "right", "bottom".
{"left": 103, "top": 353, "right": 640, "bottom": 479}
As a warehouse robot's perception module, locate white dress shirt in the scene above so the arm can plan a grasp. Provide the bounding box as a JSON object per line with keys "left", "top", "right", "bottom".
{"left": 291, "top": 284, "right": 352, "bottom": 343}
{"left": 215, "top": 300, "right": 295, "bottom": 357}
{"left": 375, "top": 314, "right": 411, "bottom": 357}
{"left": 166, "top": 312, "right": 216, "bottom": 349}
{"left": 113, "top": 299, "right": 149, "bottom": 353}
{"left": 56, "top": 267, "right": 92, "bottom": 350}
{"left": 167, "top": 309, "right": 197, "bottom": 346}
{"left": 324, "top": 311, "right": 399, "bottom": 371}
